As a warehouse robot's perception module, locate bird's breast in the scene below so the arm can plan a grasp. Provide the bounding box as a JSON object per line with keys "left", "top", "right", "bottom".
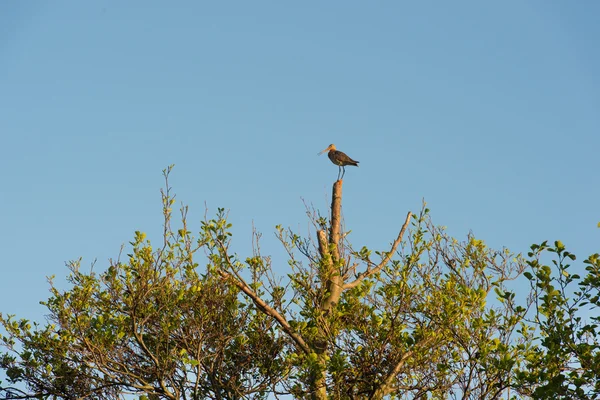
{"left": 328, "top": 152, "right": 343, "bottom": 166}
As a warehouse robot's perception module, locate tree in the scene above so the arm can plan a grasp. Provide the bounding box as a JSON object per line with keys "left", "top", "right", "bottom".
{"left": 1, "top": 166, "right": 599, "bottom": 399}
{"left": 514, "top": 242, "right": 600, "bottom": 398}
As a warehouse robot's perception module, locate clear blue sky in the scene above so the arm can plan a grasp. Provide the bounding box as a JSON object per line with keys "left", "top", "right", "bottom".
{"left": 1, "top": 1, "right": 599, "bottom": 329}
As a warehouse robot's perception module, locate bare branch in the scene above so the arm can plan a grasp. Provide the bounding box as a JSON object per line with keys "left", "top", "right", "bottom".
{"left": 329, "top": 180, "right": 343, "bottom": 263}
{"left": 344, "top": 212, "right": 412, "bottom": 290}
{"left": 216, "top": 269, "right": 311, "bottom": 354}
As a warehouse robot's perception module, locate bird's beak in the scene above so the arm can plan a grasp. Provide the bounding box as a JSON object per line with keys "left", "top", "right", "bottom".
{"left": 317, "top": 145, "right": 331, "bottom": 156}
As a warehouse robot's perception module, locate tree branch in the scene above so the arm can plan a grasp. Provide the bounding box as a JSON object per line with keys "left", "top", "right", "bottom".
{"left": 328, "top": 180, "right": 342, "bottom": 263}
{"left": 213, "top": 235, "right": 311, "bottom": 355}
{"left": 344, "top": 211, "right": 412, "bottom": 290}
{"left": 217, "top": 269, "right": 310, "bottom": 354}
{"left": 370, "top": 335, "right": 435, "bottom": 400}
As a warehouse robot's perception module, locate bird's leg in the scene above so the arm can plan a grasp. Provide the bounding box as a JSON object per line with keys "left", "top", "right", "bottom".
{"left": 341, "top": 166, "right": 346, "bottom": 180}
{"left": 337, "top": 166, "right": 342, "bottom": 181}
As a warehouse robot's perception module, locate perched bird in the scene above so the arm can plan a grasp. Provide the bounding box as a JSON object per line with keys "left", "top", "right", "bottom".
{"left": 318, "top": 144, "right": 359, "bottom": 180}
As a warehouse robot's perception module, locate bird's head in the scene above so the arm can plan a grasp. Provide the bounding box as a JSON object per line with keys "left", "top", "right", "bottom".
{"left": 318, "top": 144, "right": 336, "bottom": 155}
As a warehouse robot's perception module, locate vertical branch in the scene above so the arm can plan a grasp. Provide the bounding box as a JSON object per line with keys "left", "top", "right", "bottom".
{"left": 329, "top": 180, "right": 342, "bottom": 262}
{"left": 322, "top": 180, "right": 344, "bottom": 313}
{"left": 310, "top": 180, "right": 345, "bottom": 400}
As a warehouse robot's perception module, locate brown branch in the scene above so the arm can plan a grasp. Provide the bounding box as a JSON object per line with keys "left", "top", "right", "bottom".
{"left": 329, "top": 180, "right": 342, "bottom": 262}
{"left": 212, "top": 234, "right": 311, "bottom": 355}
{"left": 344, "top": 211, "right": 412, "bottom": 290}
{"left": 320, "top": 182, "right": 344, "bottom": 314}
{"left": 370, "top": 335, "right": 436, "bottom": 400}
{"left": 131, "top": 327, "right": 176, "bottom": 399}
{"left": 317, "top": 230, "right": 330, "bottom": 261}
{"left": 217, "top": 269, "right": 310, "bottom": 354}
{"left": 317, "top": 229, "right": 342, "bottom": 314}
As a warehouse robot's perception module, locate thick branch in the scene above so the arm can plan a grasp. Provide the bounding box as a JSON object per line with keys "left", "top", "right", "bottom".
{"left": 344, "top": 211, "right": 412, "bottom": 290}
{"left": 306, "top": 180, "right": 346, "bottom": 400}
{"left": 317, "top": 230, "right": 330, "bottom": 261}
{"left": 322, "top": 181, "right": 344, "bottom": 313}
{"left": 217, "top": 269, "right": 310, "bottom": 354}
{"left": 317, "top": 229, "right": 341, "bottom": 315}
{"left": 329, "top": 180, "right": 342, "bottom": 262}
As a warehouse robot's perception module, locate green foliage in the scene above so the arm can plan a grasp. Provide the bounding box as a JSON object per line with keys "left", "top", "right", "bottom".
{"left": 0, "top": 167, "right": 286, "bottom": 400}
{"left": 1, "top": 169, "right": 598, "bottom": 399}
{"left": 515, "top": 242, "right": 600, "bottom": 399}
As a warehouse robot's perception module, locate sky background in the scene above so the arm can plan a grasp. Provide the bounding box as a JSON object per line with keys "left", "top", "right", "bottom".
{"left": 1, "top": 0, "right": 599, "bottom": 364}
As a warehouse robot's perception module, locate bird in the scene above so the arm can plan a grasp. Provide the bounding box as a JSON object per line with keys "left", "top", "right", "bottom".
{"left": 318, "top": 144, "right": 359, "bottom": 180}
